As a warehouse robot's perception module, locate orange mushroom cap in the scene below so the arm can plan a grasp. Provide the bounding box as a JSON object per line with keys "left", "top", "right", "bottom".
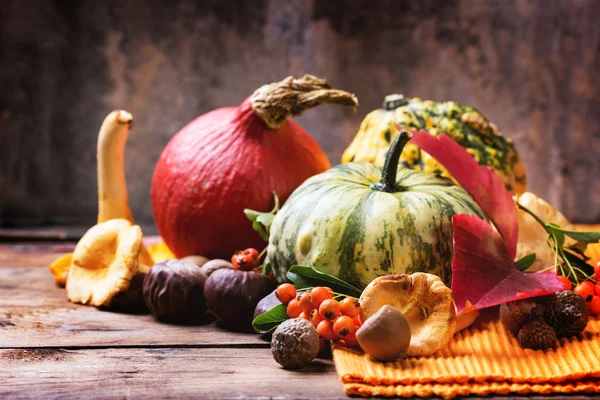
{"left": 359, "top": 272, "right": 456, "bottom": 357}
{"left": 66, "top": 219, "right": 143, "bottom": 307}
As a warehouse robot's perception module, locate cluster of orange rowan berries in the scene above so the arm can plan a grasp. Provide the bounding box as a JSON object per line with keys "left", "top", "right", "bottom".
{"left": 275, "top": 283, "right": 361, "bottom": 347}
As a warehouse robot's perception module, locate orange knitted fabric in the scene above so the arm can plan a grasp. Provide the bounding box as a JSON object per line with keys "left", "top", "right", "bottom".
{"left": 334, "top": 315, "right": 600, "bottom": 398}
{"left": 333, "top": 240, "right": 600, "bottom": 399}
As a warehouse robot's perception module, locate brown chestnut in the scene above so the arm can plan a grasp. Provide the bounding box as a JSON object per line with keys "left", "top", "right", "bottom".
{"left": 180, "top": 255, "right": 210, "bottom": 268}
{"left": 204, "top": 268, "right": 275, "bottom": 331}
{"left": 142, "top": 260, "right": 208, "bottom": 323}
{"left": 200, "top": 259, "right": 234, "bottom": 277}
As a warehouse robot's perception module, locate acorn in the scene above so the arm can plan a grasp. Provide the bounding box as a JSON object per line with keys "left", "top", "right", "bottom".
{"left": 544, "top": 290, "right": 589, "bottom": 338}
{"left": 518, "top": 320, "right": 557, "bottom": 350}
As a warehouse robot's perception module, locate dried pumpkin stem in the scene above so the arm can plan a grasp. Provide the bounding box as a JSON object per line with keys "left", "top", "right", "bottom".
{"left": 250, "top": 75, "right": 359, "bottom": 129}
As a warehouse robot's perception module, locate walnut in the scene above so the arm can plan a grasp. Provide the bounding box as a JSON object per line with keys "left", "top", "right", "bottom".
{"left": 271, "top": 319, "right": 319, "bottom": 369}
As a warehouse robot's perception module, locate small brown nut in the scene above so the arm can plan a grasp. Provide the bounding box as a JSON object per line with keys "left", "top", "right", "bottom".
{"left": 271, "top": 318, "right": 319, "bottom": 369}
{"left": 180, "top": 255, "right": 210, "bottom": 268}
{"left": 356, "top": 305, "right": 411, "bottom": 362}
{"left": 199, "top": 259, "right": 234, "bottom": 277}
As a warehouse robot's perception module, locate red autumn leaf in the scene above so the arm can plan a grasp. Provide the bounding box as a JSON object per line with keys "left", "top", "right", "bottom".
{"left": 451, "top": 214, "right": 563, "bottom": 313}
{"left": 408, "top": 130, "right": 518, "bottom": 259}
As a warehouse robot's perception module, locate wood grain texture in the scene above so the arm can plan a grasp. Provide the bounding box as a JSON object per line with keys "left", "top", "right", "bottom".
{"left": 0, "top": 260, "right": 266, "bottom": 348}
{"left": 0, "top": 348, "right": 343, "bottom": 399}
{"left": 0, "top": 243, "right": 344, "bottom": 399}
{"left": 2, "top": 241, "right": 600, "bottom": 398}
{"left": 1, "top": 0, "right": 599, "bottom": 227}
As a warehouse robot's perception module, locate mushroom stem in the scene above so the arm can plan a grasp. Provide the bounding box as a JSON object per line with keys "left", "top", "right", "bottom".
{"left": 97, "top": 110, "right": 154, "bottom": 267}
{"left": 97, "top": 110, "right": 135, "bottom": 224}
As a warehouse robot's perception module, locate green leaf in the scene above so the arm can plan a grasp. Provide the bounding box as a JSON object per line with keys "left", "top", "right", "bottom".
{"left": 515, "top": 253, "right": 536, "bottom": 271}
{"left": 286, "top": 265, "right": 363, "bottom": 297}
{"left": 256, "top": 213, "right": 275, "bottom": 227}
{"left": 244, "top": 192, "right": 280, "bottom": 243}
{"left": 251, "top": 304, "right": 289, "bottom": 334}
{"left": 250, "top": 220, "right": 269, "bottom": 241}
{"left": 554, "top": 231, "right": 565, "bottom": 248}
{"left": 558, "top": 229, "right": 600, "bottom": 243}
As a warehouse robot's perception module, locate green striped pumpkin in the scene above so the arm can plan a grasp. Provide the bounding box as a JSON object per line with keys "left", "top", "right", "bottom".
{"left": 268, "top": 130, "right": 486, "bottom": 289}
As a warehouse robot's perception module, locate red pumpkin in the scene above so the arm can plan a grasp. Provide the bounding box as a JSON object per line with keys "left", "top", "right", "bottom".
{"left": 151, "top": 75, "right": 358, "bottom": 259}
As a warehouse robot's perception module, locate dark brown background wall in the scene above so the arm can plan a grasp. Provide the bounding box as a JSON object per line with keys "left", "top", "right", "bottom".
{"left": 1, "top": 0, "right": 599, "bottom": 229}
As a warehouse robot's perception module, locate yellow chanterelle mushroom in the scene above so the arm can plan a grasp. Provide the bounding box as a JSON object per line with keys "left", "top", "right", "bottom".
{"left": 359, "top": 273, "right": 456, "bottom": 357}
{"left": 66, "top": 219, "right": 143, "bottom": 307}
{"left": 49, "top": 110, "right": 164, "bottom": 288}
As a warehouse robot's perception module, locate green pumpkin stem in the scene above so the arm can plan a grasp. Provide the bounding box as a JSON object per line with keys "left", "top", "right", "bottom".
{"left": 370, "top": 129, "right": 412, "bottom": 193}
{"left": 383, "top": 94, "right": 408, "bottom": 110}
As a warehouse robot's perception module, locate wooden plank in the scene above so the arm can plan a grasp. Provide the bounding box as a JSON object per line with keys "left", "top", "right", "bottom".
{"left": 0, "top": 348, "right": 344, "bottom": 399}
{"left": 0, "top": 306, "right": 267, "bottom": 349}
{"left": 0, "top": 267, "right": 266, "bottom": 348}
{"left": 0, "top": 237, "right": 162, "bottom": 269}
{"left": 0, "top": 244, "right": 71, "bottom": 269}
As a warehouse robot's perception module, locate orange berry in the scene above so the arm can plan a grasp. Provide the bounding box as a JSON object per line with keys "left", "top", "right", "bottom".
{"left": 310, "top": 286, "right": 333, "bottom": 308}
{"left": 310, "top": 309, "right": 324, "bottom": 327}
{"left": 286, "top": 298, "right": 301, "bottom": 318}
{"left": 343, "top": 330, "right": 360, "bottom": 347}
{"left": 340, "top": 297, "right": 361, "bottom": 318}
{"left": 352, "top": 316, "right": 362, "bottom": 327}
{"left": 574, "top": 281, "right": 596, "bottom": 302}
{"left": 588, "top": 295, "right": 600, "bottom": 316}
{"left": 557, "top": 275, "right": 572, "bottom": 291}
{"left": 298, "top": 311, "right": 310, "bottom": 321}
{"left": 317, "top": 319, "right": 336, "bottom": 341}
{"left": 319, "top": 299, "right": 341, "bottom": 320}
{"left": 333, "top": 315, "right": 355, "bottom": 337}
{"left": 298, "top": 292, "right": 314, "bottom": 312}
{"left": 275, "top": 283, "right": 296, "bottom": 304}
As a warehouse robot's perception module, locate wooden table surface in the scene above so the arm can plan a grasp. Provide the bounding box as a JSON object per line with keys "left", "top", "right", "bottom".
{"left": 0, "top": 242, "right": 346, "bottom": 399}
{"left": 2, "top": 240, "right": 598, "bottom": 399}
